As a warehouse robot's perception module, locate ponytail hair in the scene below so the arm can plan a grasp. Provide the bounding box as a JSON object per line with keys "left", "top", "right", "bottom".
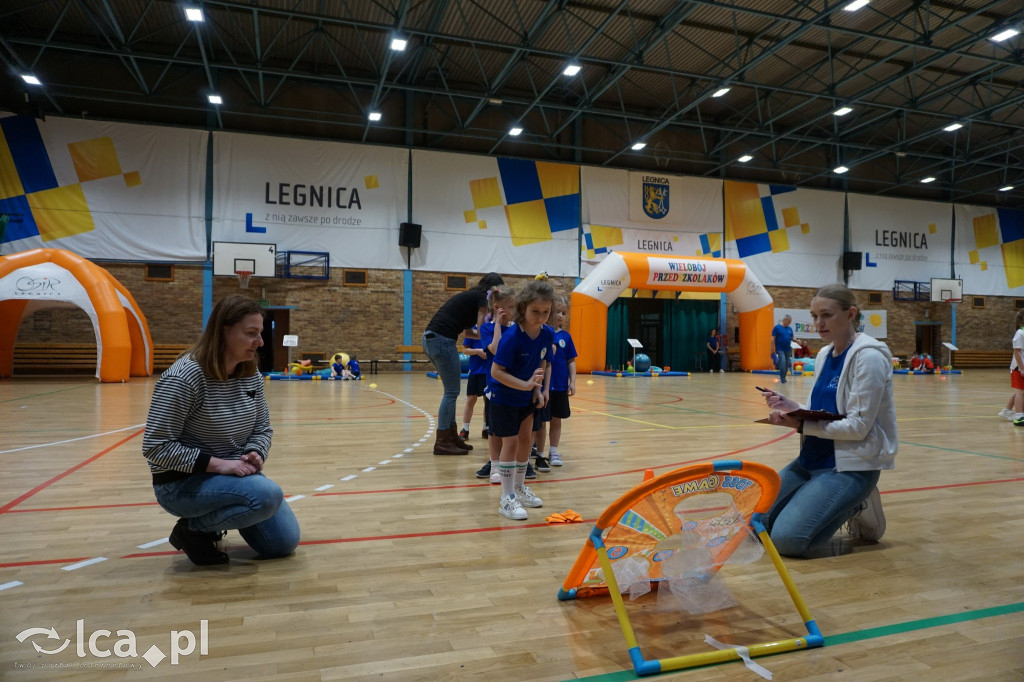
{"left": 813, "top": 283, "right": 862, "bottom": 330}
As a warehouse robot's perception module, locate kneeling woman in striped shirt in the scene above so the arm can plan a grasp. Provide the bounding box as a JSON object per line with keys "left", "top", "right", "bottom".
{"left": 143, "top": 295, "right": 300, "bottom": 565}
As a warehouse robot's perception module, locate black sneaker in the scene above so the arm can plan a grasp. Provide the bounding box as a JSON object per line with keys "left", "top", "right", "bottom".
{"left": 531, "top": 444, "right": 538, "bottom": 457}
{"left": 534, "top": 455, "right": 551, "bottom": 472}
{"left": 481, "top": 427, "right": 489, "bottom": 439}
{"left": 169, "top": 518, "right": 228, "bottom": 566}
{"left": 525, "top": 461, "right": 537, "bottom": 479}
{"left": 475, "top": 460, "right": 491, "bottom": 478}
{"left": 459, "top": 428, "right": 470, "bottom": 440}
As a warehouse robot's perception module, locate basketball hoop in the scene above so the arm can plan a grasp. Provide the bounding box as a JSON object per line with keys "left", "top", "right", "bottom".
{"left": 236, "top": 270, "right": 253, "bottom": 289}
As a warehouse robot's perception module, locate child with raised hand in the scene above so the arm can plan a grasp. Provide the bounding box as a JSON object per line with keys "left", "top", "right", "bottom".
{"left": 545, "top": 296, "right": 577, "bottom": 467}
{"left": 472, "top": 286, "right": 516, "bottom": 483}
{"left": 488, "top": 280, "right": 556, "bottom": 520}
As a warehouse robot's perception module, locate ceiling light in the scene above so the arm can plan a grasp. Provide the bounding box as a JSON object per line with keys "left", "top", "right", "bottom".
{"left": 21, "top": 74, "right": 41, "bottom": 85}
{"left": 738, "top": 155, "right": 753, "bottom": 163}
{"left": 368, "top": 111, "right": 382, "bottom": 121}
{"left": 920, "top": 176, "right": 936, "bottom": 184}
{"left": 1000, "top": 185, "right": 1014, "bottom": 192}
{"left": 184, "top": 7, "right": 204, "bottom": 22}
{"left": 833, "top": 106, "right": 854, "bottom": 117}
{"left": 207, "top": 94, "right": 222, "bottom": 104}
{"left": 631, "top": 142, "right": 647, "bottom": 151}
{"left": 509, "top": 126, "right": 523, "bottom": 136}
{"left": 894, "top": 151, "right": 907, "bottom": 157}
{"left": 488, "top": 98, "right": 503, "bottom": 105}
{"left": 943, "top": 123, "right": 963, "bottom": 132}
{"left": 834, "top": 166, "right": 849, "bottom": 174}
{"left": 390, "top": 37, "right": 407, "bottom": 51}
{"left": 843, "top": 0, "right": 870, "bottom": 11}
{"left": 712, "top": 87, "right": 730, "bottom": 98}
{"left": 990, "top": 28, "right": 1020, "bottom": 42}
{"left": 563, "top": 64, "right": 581, "bottom": 77}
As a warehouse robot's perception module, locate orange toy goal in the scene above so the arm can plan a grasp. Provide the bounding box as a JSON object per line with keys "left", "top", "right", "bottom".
{"left": 557, "top": 460, "right": 823, "bottom": 676}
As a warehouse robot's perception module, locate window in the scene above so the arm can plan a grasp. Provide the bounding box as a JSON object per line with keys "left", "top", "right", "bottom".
{"left": 867, "top": 292, "right": 883, "bottom": 304}
{"left": 971, "top": 296, "right": 985, "bottom": 309}
{"left": 145, "top": 264, "right": 174, "bottom": 282}
{"left": 342, "top": 269, "right": 367, "bottom": 286}
{"left": 445, "top": 274, "right": 468, "bottom": 291}
{"left": 1015, "top": 299, "right": 1024, "bottom": 310}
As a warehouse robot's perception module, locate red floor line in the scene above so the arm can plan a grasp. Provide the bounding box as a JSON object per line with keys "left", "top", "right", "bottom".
{"left": 0, "top": 428, "right": 145, "bottom": 515}
{"left": 7, "top": 501, "right": 160, "bottom": 513}
{"left": 884, "top": 477, "right": 1024, "bottom": 494}
{"left": 7, "top": 476, "right": 1024, "bottom": 567}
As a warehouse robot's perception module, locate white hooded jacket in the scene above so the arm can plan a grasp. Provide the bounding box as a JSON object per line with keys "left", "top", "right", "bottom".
{"left": 799, "top": 332, "right": 897, "bottom": 471}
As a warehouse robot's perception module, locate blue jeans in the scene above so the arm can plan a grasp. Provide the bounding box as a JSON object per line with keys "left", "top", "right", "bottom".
{"left": 776, "top": 348, "right": 792, "bottom": 381}
{"left": 154, "top": 473, "right": 300, "bottom": 558}
{"left": 765, "top": 460, "right": 879, "bottom": 558}
{"left": 422, "top": 331, "right": 461, "bottom": 430}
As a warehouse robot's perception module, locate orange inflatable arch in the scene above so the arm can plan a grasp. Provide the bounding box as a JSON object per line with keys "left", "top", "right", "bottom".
{"left": 569, "top": 252, "right": 774, "bottom": 372}
{"left": 0, "top": 248, "right": 153, "bottom": 382}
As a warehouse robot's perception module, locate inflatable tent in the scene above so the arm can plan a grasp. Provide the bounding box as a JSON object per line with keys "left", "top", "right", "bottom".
{"left": 0, "top": 248, "right": 153, "bottom": 382}
{"left": 570, "top": 252, "right": 774, "bottom": 372}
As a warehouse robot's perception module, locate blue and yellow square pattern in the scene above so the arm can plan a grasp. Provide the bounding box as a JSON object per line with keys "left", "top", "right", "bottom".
{"left": 0, "top": 116, "right": 140, "bottom": 245}
{"left": 699, "top": 180, "right": 807, "bottom": 258}
{"left": 966, "top": 207, "right": 1024, "bottom": 288}
{"left": 464, "top": 158, "right": 579, "bottom": 247}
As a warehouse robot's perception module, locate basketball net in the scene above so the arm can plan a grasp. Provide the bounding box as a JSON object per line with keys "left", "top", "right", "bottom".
{"left": 236, "top": 270, "right": 252, "bottom": 289}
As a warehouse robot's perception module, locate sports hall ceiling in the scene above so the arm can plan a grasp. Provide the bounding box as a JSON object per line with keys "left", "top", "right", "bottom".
{"left": 2, "top": 0, "right": 1023, "bottom": 207}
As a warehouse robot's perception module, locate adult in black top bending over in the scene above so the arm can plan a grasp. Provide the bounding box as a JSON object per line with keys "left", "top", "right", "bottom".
{"left": 423, "top": 272, "right": 504, "bottom": 454}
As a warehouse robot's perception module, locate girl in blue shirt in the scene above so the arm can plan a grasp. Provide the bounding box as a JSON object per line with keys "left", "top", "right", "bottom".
{"left": 473, "top": 287, "right": 516, "bottom": 483}
{"left": 488, "top": 280, "right": 556, "bottom": 520}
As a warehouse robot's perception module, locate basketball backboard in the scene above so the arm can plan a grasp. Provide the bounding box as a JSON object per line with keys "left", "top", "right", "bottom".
{"left": 929, "top": 277, "right": 963, "bottom": 302}
{"left": 212, "top": 241, "right": 277, "bottom": 277}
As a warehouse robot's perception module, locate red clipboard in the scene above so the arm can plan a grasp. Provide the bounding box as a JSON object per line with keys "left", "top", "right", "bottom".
{"left": 755, "top": 409, "right": 844, "bottom": 424}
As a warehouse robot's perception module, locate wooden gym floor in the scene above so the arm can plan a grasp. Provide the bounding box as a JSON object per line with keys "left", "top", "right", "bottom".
{"left": 0, "top": 369, "right": 1022, "bottom": 681}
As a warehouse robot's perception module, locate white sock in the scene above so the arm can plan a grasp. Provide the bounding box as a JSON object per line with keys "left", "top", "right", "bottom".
{"left": 499, "top": 462, "right": 516, "bottom": 496}
{"left": 462, "top": 422, "right": 470, "bottom": 431}
{"left": 549, "top": 446, "right": 559, "bottom": 456}
{"left": 514, "top": 462, "right": 528, "bottom": 489}
{"left": 1015, "top": 413, "right": 1024, "bottom": 420}
{"left": 536, "top": 450, "right": 545, "bottom": 458}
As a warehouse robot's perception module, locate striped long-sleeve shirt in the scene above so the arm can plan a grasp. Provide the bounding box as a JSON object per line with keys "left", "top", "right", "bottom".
{"left": 143, "top": 355, "right": 272, "bottom": 484}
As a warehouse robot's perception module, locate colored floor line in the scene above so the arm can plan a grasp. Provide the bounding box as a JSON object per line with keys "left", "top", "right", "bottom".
{"left": 0, "top": 383, "right": 93, "bottom": 404}
{"left": 564, "top": 602, "right": 1024, "bottom": 682}
{"left": 900, "top": 439, "right": 1023, "bottom": 462}
{"left": 0, "top": 428, "right": 145, "bottom": 514}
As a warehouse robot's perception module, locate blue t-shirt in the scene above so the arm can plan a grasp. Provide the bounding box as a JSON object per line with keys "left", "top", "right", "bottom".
{"left": 487, "top": 323, "right": 555, "bottom": 407}
{"left": 349, "top": 359, "right": 360, "bottom": 378}
{"left": 706, "top": 335, "right": 720, "bottom": 352}
{"left": 550, "top": 330, "right": 578, "bottom": 392}
{"left": 798, "top": 346, "right": 850, "bottom": 470}
{"left": 772, "top": 324, "right": 794, "bottom": 352}
{"left": 464, "top": 330, "right": 487, "bottom": 375}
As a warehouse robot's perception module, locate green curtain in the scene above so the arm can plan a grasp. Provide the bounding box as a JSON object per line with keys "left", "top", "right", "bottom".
{"left": 662, "top": 299, "right": 719, "bottom": 372}
{"left": 605, "top": 298, "right": 718, "bottom": 372}
{"left": 606, "top": 299, "right": 629, "bottom": 371}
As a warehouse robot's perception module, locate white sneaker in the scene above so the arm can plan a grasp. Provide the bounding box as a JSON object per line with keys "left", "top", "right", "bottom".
{"left": 499, "top": 493, "right": 528, "bottom": 520}
{"left": 516, "top": 485, "right": 543, "bottom": 508}
{"left": 489, "top": 469, "right": 501, "bottom": 484}
{"left": 848, "top": 486, "right": 886, "bottom": 541}
{"left": 998, "top": 408, "right": 1014, "bottom": 420}
{"left": 550, "top": 452, "right": 563, "bottom": 467}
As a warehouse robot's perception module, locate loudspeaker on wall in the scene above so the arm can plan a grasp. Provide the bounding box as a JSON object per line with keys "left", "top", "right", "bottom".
{"left": 842, "top": 251, "right": 863, "bottom": 270}
{"left": 399, "top": 222, "right": 422, "bottom": 248}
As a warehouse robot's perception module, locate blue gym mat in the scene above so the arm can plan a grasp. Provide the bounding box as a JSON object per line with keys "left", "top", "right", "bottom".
{"left": 590, "top": 370, "right": 689, "bottom": 377}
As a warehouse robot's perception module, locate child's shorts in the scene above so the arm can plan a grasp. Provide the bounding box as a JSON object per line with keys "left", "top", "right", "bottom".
{"left": 488, "top": 402, "right": 536, "bottom": 438}
{"left": 466, "top": 373, "right": 487, "bottom": 396}
{"left": 548, "top": 390, "right": 571, "bottom": 419}
{"left": 1012, "top": 368, "right": 1024, "bottom": 390}
{"left": 533, "top": 403, "right": 550, "bottom": 430}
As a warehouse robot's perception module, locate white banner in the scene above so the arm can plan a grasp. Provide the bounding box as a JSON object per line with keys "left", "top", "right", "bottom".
{"left": 582, "top": 166, "right": 721, "bottom": 233}
{"left": 954, "top": 204, "right": 1024, "bottom": 295}
{"left": 0, "top": 115, "right": 207, "bottom": 260}
{"left": 212, "top": 132, "right": 408, "bottom": 269}
{"left": 580, "top": 223, "right": 706, "bottom": 277}
{"left": 847, "top": 193, "right": 952, "bottom": 291}
{"left": 722, "top": 181, "right": 844, "bottom": 287}
{"left": 411, "top": 150, "right": 579, "bottom": 276}
{"left": 626, "top": 170, "right": 723, "bottom": 228}
{"left": 776, "top": 307, "right": 887, "bottom": 340}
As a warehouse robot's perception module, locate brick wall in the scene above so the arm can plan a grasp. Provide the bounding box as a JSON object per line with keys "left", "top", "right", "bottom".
{"left": 14, "top": 264, "right": 1015, "bottom": 365}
